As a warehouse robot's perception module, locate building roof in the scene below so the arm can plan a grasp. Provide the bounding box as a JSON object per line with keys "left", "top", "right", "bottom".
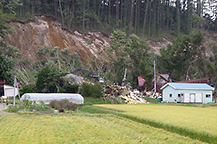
{"left": 152, "top": 74, "right": 172, "bottom": 83}
{"left": 0, "top": 80, "right": 6, "bottom": 84}
{"left": 177, "top": 77, "right": 210, "bottom": 84}
{"left": 160, "top": 83, "right": 215, "bottom": 91}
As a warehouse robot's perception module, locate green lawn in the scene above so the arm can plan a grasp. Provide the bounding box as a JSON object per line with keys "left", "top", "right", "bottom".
{"left": 0, "top": 113, "right": 204, "bottom": 144}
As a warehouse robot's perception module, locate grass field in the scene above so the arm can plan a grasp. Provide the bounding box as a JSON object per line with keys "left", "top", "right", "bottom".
{"left": 0, "top": 113, "right": 204, "bottom": 144}
{"left": 94, "top": 104, "right": 217, "bottom": 143}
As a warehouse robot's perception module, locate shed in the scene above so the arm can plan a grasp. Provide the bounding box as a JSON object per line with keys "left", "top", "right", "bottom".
{"left": 0, "top": 80, "right": 19, "bottom": 97}
{"left": 20, "top": 93, "right": 84, "bottom": 104}
{"left": 160, "top": 83, "right": 214, "bottom": 103}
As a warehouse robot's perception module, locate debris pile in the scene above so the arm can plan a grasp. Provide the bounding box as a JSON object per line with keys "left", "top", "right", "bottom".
{"left": 104, "top": 85, "right": 147, "bottom": 104}
{"left": 144, "top": 91, "right": 161, "bottom": 99}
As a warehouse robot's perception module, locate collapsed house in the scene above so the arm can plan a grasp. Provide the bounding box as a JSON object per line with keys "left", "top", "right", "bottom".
{"left": 104, "top": 84, "right": 147, "bottom": 104}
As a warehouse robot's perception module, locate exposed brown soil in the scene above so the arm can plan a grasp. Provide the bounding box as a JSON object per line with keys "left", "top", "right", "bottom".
{"left": 5, "top": 16, "right": 111, "bottom": 63}
{"left": 4, "top": 15, "right": 217, "bottom": 63}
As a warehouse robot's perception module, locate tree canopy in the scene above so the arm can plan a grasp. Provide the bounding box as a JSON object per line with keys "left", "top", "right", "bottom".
{"left": 0, "top": 54, "right": 13, "bottom": 84}
{"left": 1, "top": 0, "right": 217, "bottom": 37}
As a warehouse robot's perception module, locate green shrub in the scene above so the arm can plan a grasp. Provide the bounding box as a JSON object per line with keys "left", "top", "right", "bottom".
{"left": 80, "top": 82, "right": 92, "bottom": 97}
{"left": 63, "top": 85, "right": 79, "bottom": 93}
{"left": 18, "top": 100, "right": 48, "bottom": 112}
{"left": 7, "top": 106, "right": 18, "bottom": 113}
{"left": 20, "top": 84, "right": 36, "bottom": 96}
{"left": 92, "top": 83, "right": 103, "bottom": 98}
{"left": 87, "top": 40, "right": 94, "bottom": 45}
{"left": 35, "top": 105, "right": 41, "bottom": 111}
{"left": 80, "top": 82, "right": 103, "bottom": 98}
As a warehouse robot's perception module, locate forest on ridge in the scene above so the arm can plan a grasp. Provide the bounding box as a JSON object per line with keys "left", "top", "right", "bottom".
{"left": 5, "top": 0, "right": 217, "bottom": 36}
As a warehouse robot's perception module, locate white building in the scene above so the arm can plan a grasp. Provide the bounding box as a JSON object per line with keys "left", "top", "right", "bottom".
{"left": 0, "top": 80, "right": 19, "bottom": 97}
{"left": 161, "top": 83, "right": 214, "bottom": 103}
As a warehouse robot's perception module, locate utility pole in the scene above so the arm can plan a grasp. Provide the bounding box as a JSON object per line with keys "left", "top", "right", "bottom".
{"left": 154, "top": 60, "right": 156, "bottom": 93}
{"left": 122, "top": 68, "right": 127, "bottom": 86}
{"left": 13, "top": 76, "right": 20, "bottom": 106}
{"left": 13, "top": 76, "right": 16, "bottom": 106}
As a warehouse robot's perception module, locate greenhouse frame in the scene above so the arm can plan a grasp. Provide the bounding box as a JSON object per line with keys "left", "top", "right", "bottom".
{"left": 20, "top": 93, "right": 84, "bottom": 104}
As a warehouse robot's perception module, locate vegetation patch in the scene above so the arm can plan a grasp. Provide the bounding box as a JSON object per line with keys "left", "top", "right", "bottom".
{"left": 80, "top": 106, "right": 118, "bottom": 114}
{"left": 0, "top": 113, "right": 204, "bottom": 143}
{"left": 83, "top": 97, "right": 112, "bottom": 105}
{"left": 5, "top": 100, "right": 52, "bottom": 114}
{"left": 49, "top": 100, "right": 78, "bottom": 111}
{"left": 94, "top": 104, "right": 217, "bottom": 144}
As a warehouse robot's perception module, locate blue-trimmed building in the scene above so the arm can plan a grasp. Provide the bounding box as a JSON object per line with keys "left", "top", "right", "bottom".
{"left": 160, "top": 83, "right": 215, "bottom": 103}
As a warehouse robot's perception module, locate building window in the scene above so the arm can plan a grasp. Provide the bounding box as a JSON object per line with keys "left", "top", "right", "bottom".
{"left": 170, "top": 94, "right": 172, "bottom": 97}
{"left": 206, "top": 94, "right": 211, "bottom": 98}
{"left": 178, "top": 94, "right": 180, "bottom": 97}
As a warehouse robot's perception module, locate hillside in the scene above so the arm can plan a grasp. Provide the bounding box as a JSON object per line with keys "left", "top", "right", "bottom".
{"left": 2, "top": 15, "right": 217, "bottom": 88}
{"left": 5, "top": 16, "right": 112, "bottom": 62}
{"left": 5, "top": 15, "right": 217, "bottom": 61}
{"left": 5, "top": 15, "right": 173, "bottom": 61}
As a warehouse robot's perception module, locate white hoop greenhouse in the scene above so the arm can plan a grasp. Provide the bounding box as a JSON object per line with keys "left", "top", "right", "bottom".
{"left": 20, "top": 93, "right": 84, "bottom": 104}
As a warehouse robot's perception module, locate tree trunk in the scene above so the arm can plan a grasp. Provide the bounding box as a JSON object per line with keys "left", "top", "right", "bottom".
{"left": 93, "top": 0, "right": 96, "bottom": 28}
{"left": 116, "top": 0, "right": 119, "bottom": 28}
{"left": 120, "top": 0, "right": 123, "bottom": 28}
{"left": 83, "top": 0, "right": 86, "bottom": 32}
{"left": 176, "top": 0, "right": 180, "bottom": 35}
{"left": 148, "top": 1, "right": 151, "bottom": 37}
{"left": 129, "top": 0, "right": 134, "bottom": 35}
{"left": 109, "top": 0, "right": 111, "bottom": 27}
{"left": 58, "top": 0, "right": 64, "bottom": 27}
{"left": 134, "top": 0, "right": 138, "bottom": 34}
{"left": 166, "top": 0, "right": 170, "bottom": 31}
{"left": 142, "top": 0, "right": 149, "bottom": 37}
{"left": 196, "top": 0, "right": 202, "bottom": 17}
{"left": 124, "top": 0, "right": 127, "bottom": 28}
{"left": 137, "top": 1, "right": 140, "bottom": 35}
{"left": 153, "top": 1, "right": 157, "bottom": 36}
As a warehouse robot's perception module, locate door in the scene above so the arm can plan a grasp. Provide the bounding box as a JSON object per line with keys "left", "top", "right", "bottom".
{"left": 181, "top": 94, "right": 184, "bottom": 103}
{"left": 190, "top": 93, "right": 195, "bottom": 103}
{"left": 184, "top": 93, "right": 190, "bottom": 103}
{"left": 195, "top": 93, "right": 202, "bottom": 103}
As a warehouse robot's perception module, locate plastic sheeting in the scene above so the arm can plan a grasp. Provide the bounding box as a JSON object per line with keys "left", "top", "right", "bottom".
{"left": 20, "top": 93, "right": 84, "bottom": 104}
{"left": 65, "top": 74, "right": 84, "bottom": 85}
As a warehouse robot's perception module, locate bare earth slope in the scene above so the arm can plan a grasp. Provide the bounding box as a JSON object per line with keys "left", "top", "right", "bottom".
{"left": 5, "top": 16, "right": 111, "bottom": 62}
{"left": 4, "top": 15, "right": 217, "bottom": 62}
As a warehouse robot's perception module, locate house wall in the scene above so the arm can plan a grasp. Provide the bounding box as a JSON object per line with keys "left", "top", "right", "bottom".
{"left": 4, "top": 85, "right": 19, "bottom": 97}
{"left": 162, "top": 86, "right": 213, "bottom": 103}
{"left": 175, "top": 89, "right": 212, "bottom": 103}
{"left": 162, "top": 86, "right": 177, "bottom": 102}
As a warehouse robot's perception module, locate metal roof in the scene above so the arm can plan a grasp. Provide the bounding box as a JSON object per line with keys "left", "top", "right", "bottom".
{"left": 160, "top": 83, "right": 215, "bottom": 90}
